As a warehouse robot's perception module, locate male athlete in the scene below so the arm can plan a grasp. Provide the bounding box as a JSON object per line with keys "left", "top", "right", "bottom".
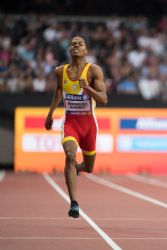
{"left": 45, "top": 36, "right": 107, "bottom": 218}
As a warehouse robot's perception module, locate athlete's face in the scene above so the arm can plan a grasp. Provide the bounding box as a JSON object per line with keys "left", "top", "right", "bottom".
{"left": 69, "top": 37, "right": 87, "bottom": 57}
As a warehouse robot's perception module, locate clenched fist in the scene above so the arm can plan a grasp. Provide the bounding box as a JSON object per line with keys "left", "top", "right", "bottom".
{"left": 45, "top": 114, "right": 53, "bottom": 130}
{"left": 78, "top": 78, "right": 89, "bottom": 89}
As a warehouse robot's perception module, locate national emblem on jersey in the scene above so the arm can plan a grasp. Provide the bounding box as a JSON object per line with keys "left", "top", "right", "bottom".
{"left": 62, "top": 63, "right": 96, "bottom": 115}
{"left": 72, "top": 84, "right": 78, "bottom": 92}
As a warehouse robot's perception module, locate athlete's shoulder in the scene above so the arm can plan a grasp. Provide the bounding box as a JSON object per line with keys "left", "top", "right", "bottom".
{"left": 54, "top": 65, "right": 67, "bottom": 76}
{"left": 89, "top": 63, "right": 104, "bottom": 75}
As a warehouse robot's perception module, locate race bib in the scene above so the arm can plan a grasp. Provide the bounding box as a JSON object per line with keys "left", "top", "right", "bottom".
{"left": 64, "top": 94, "right": 91, "bottom": 112}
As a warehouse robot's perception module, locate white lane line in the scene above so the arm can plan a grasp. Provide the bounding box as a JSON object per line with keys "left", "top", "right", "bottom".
{"left": 0, "top": 237, "right": 101, "bottom": 240}
{"left": 43, "top": 173, "right": 122, "bottom": 250}
{"left": 112, "top": 238, "right": 167, "bottom": 240}
{"left": 1, "top": 217, "right": 167, "bottom": 222}
{"left": 0, "top": 217, "right": 82, "bottom": 220}
{"left": 0, "top": 237, "right": 167, "bottom": 240}
{"left": 92, "top": 218, "right": 167, "bottom": 221}
{"left": 0, "top": 171, "right": 5, "bottom": 181}
{"left": 86, "top": 174, "right": 167, "bottom": 209}
{"left": 127, "top": 173, "right": 167, "bottom": 189}
{"left": 1, "top": 217, "right": 167, "bottom": 221}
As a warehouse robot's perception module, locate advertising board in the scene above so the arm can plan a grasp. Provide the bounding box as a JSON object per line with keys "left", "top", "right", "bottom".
{"left": 15, "top": 108, "right": 167, "bottom": 173}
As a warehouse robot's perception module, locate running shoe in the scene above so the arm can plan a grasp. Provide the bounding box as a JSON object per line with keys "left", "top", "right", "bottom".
{"left": 68, "top": 200, "right": 79, "bottom": 218}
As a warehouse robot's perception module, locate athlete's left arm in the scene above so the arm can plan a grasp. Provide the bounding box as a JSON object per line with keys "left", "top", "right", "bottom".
{"left": 79, "top": 64, "right": 108, "bottom": 105}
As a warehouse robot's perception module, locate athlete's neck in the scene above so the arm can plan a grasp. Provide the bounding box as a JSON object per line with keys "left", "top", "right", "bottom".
{"left": 70, "top": 57, "right": 87, "bottom": 70}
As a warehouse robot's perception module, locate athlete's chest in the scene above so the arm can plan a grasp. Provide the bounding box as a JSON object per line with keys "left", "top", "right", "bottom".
{"left": 67, "top": 70, "right": 79, "bottom": 81}
{"left": 62, "top": 63, "right": 92, "bottom": 94}
{"left": 66, "top": 68, "right": 84, "bottom": 80}
{"left": 66, "top": 64, "right": 92, "bottom": 81}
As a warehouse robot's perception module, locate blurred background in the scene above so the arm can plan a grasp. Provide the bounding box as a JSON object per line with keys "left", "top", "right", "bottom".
{"left": 1, "top": 0, "right": 167, "bottom": 173}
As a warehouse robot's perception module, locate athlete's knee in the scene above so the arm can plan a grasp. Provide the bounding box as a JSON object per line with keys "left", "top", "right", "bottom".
{"left": 66, "top": 151, "right": 76, "bottom": 165}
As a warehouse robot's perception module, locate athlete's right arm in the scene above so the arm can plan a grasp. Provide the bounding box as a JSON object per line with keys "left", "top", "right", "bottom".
{"left": 45, "top": 66, "right": 63, "bottom": 130}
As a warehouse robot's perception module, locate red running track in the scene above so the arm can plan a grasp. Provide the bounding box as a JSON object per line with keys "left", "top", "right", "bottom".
{"left": 0, "top": 171, "right": 167, "bottom": 250}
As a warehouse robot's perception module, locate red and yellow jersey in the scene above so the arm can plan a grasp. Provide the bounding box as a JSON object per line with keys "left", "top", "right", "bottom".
{"left": 62, "top": 63, "right": 96, "bottom": 115}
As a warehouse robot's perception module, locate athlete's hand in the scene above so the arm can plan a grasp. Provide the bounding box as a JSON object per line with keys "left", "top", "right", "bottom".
{"left": 45, "top": 114, "right": 53, "bottom": 130}
{"left": 78, "top": 78, "right": 89, "bottom": 89}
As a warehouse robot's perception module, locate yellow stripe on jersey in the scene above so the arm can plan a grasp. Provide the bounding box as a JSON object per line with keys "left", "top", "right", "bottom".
{"left": 82, "top": 149, "right": 96, "bottom": 155}
{"left": 62, "top": 136, "right": 79, "bottom": 146}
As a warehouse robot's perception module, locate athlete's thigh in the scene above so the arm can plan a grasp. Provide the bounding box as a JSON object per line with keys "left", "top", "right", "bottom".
{"left": 61, "top": 118, "right": 80, "bottom": 147}
{"left": 80, "top": 117, "right": 97, "bottom": 155}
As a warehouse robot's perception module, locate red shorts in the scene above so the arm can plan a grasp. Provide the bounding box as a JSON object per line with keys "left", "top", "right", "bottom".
{"left": 61, "top": 114, "right": 98, "bottom": 155}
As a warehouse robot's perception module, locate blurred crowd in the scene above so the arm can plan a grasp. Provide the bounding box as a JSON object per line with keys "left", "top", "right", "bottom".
{"left": 1, "top": 14, "right": 167, "bottom": 102}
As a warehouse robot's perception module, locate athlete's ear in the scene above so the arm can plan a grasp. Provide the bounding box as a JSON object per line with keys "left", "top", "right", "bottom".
{"left": 85, "top": 48, "right": 88, "bottom": 55}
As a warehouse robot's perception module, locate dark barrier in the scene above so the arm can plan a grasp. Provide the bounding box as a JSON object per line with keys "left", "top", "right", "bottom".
{"left": 1, "top": 92, "right": 167, "bottom": 116}
{"left": 0, "top": 92, "right": 166, "bottom": 170}
{"left": 0, "top": 92, "right": 167, "bottom": 129}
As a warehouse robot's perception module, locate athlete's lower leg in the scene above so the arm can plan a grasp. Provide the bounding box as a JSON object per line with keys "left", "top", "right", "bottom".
{"left": 75, "top": 161, "right": 87, "bottom": 172}
{"left": 76, "top": 153, "right": 96, "bottom": 174}
{"left": 76, "top": 161, "right": 94, "bottom": 173}
{"left": 63, "top": 141, "right": 79, "bottom": 218}
{"left": 64, "top": 151, "right": 77, "bottom": 201}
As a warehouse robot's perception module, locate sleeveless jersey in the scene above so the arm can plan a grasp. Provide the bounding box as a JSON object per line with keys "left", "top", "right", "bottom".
{"left": 62, "top": 63, "right": 96, "bottom": 115}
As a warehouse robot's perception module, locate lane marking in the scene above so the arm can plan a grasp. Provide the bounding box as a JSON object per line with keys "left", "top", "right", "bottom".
{"left": 0, "top": 217, "right": 82, "bottom": 220}
{"left": 0, "top": 171, "right": 5, "bottom": 181}
{"left": 1, "top": 217, "right": 167, "bottom": 221}
{"left": 0, "top": 237, "right": 167, "bottom": 240}
{"left": 127, "top": 173, "right": 167, "bottom": 189}
{"left": 0, "top": 237, "right": 101, "bottom": 240}
{"left": 0, "top": 217, "right": 167, "bottom": 223}
{"left": 92, "top": 217, "right": 167, "bottom": 221}
{"left": 86, "top": 174, "right": 167, "bottom": 209}
{"left": 43, "top": 173, "right": 122, "bottom": 250}
{"left": 111, "top": 238, "right": 167, "bottom": 240}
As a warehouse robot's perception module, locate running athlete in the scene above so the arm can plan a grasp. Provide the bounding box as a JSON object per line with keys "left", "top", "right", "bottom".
{"left": 45, "top": 36, "right": 107, "bottom": 218}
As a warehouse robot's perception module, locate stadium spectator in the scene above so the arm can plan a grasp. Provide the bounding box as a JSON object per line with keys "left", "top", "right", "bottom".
{"left": 0, "top": 14, "right": 167, "bottom": 103}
